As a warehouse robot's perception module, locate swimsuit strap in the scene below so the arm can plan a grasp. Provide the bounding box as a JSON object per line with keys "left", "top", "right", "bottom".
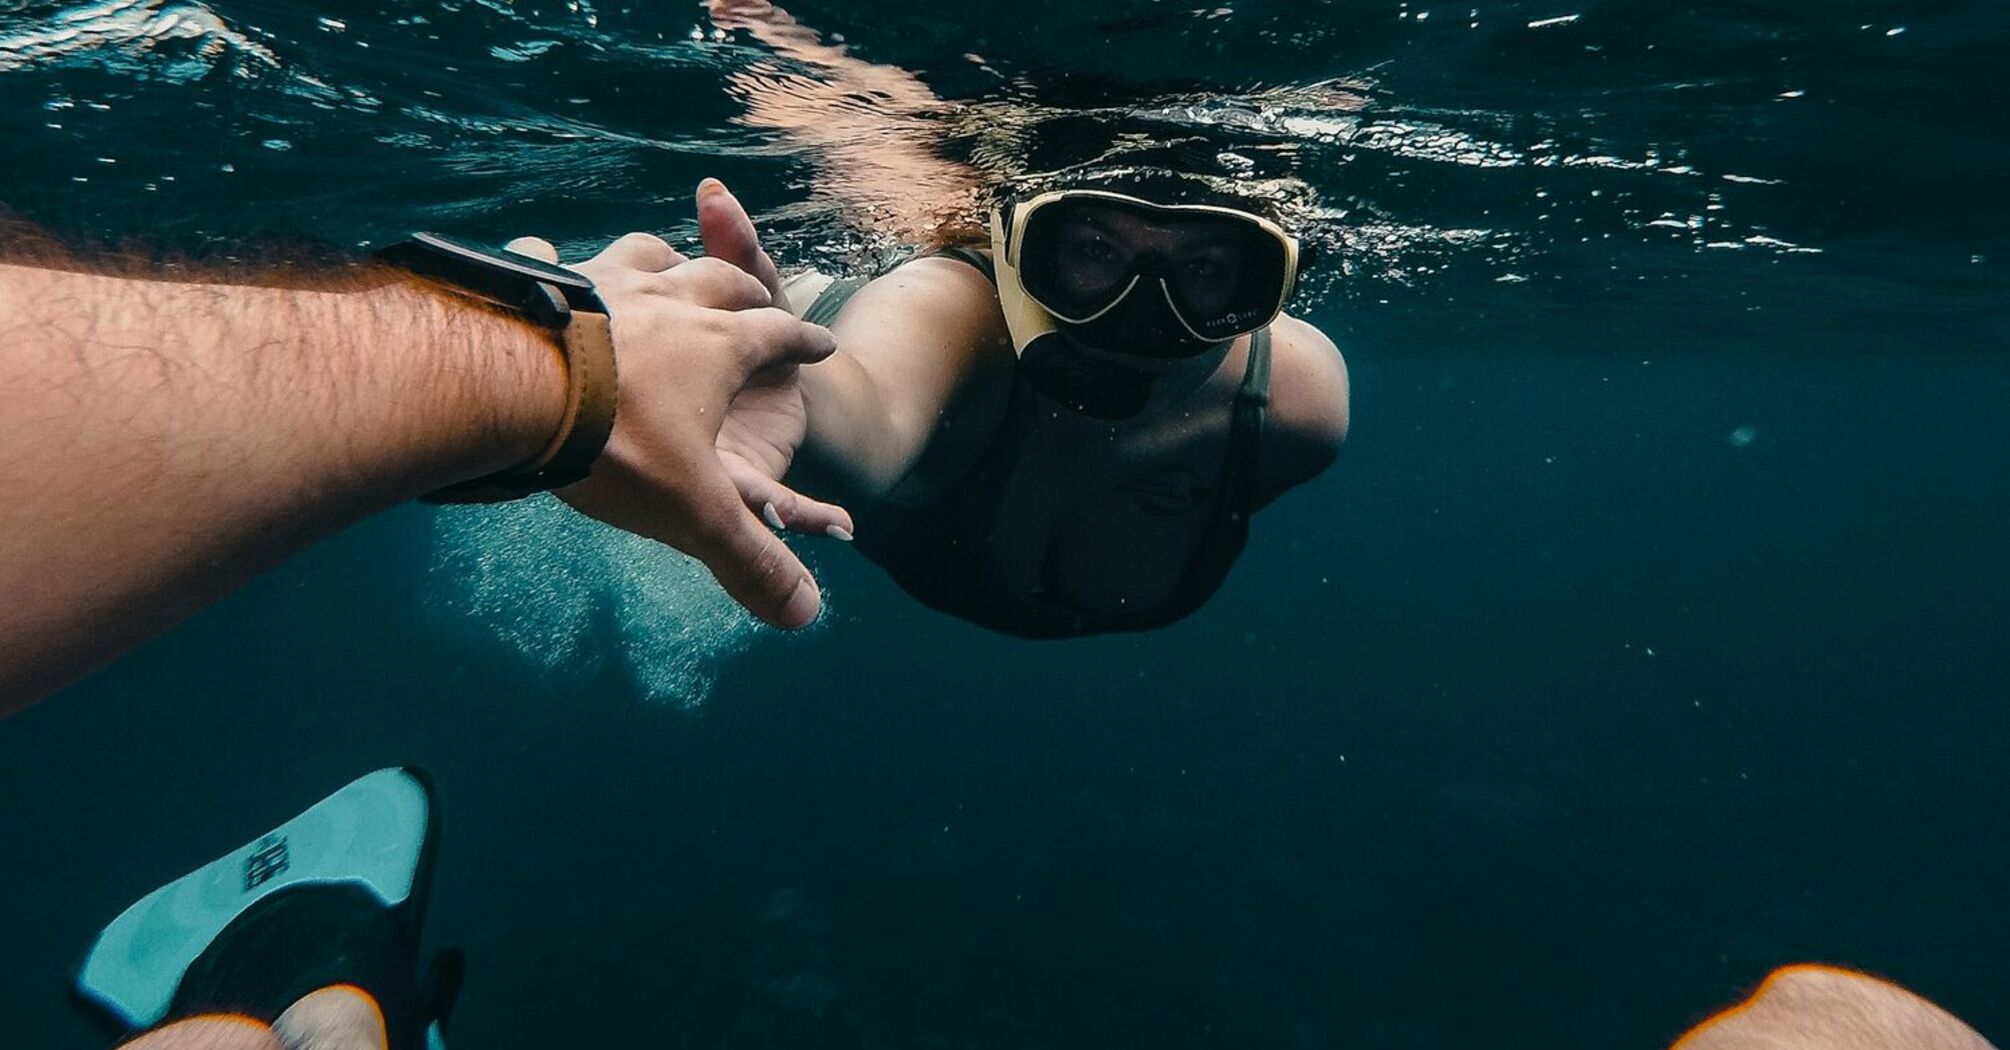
{"left": 926, "top": 245, "right": 998, "bottom": 284}
{"left": 1228, "top": 326, "right": 1272, "bottom": 517}
{"left": 1024, "top": 326, "right": 1273, "bottom": 632}
{"left": 796, "top": 246, "right": 994, "bottom": 328}
{"left": 1133, "top": 326, "right": 1271, "bottom": 626}
{"left": 800, "top": 275, "right": 870, "bottom": 328}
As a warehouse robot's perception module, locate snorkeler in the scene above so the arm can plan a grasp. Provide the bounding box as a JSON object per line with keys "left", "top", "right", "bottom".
{"left": 773, "top": 179, "right": 1348, "bottom": 637}
{"left": 703, "top": 1, "right": 1348, "bottom": 637}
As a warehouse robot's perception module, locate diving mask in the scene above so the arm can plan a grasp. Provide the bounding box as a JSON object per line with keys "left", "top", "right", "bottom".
{"left": 993, "top": 189, "right": 1301, "bottom": 357}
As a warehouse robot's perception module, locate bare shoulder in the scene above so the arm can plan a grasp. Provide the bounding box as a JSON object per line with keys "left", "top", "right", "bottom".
{"left": 807, "top": 252, "right": 1013, "bottom": 503}
{"left": 832, "top": 253, "right": 1006, "bottom": 349}
{"left": 1253, "top": 313, "right": 1350, "bottom": 505}
{"left": 819, "top": 251, "right": 1012, "bottom": 424}
{"left": 828, "top": 250, "right": 1013, "bottom": 431}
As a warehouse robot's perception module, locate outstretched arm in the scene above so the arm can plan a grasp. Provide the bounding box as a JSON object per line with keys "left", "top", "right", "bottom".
{"left": 0, "top": 249, "right": 556, "bottom": 709}
{"left": 0, "top": 206, "right": 836, "bottom": 713}
{"left": 693, "top": 182, "right": 1009, "bottom": 516}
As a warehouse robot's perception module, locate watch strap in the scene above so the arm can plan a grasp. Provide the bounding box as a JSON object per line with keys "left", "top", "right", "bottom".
{"left": 379, "top": 233, "right": 605, "bottom": 321}
{"left": 425, "top": 301, "right": 619, "bottom": 504}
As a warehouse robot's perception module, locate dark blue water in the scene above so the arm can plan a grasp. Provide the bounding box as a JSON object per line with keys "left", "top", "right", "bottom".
{"left": 3, "top": 1, "right": 2007, "bottom": 1046}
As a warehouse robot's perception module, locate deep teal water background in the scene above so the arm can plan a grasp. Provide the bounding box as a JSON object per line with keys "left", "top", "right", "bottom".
{"left": 3, "top": 1, "right": 2008, "bottom": 1046}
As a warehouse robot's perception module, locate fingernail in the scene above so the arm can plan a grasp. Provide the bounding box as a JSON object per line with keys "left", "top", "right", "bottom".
{"left": 698, "top": 177, "right": 727, "bottom": 198}
{"left": 825, "top": 525, "right": 853, "bottom": 542}
{"left": 779, "top": 575, "right": 820, "bottom": 630}
{"left": 762, "top": 501, "right": 785, "bottom": 530}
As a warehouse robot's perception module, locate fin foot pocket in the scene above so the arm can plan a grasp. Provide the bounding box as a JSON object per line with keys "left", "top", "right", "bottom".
{"left": 75, "top": 768, "right": 455, "bottom": 1050}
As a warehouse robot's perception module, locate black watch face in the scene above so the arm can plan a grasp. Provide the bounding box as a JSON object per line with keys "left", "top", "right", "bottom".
{"left": 412, "top": 231, "right": 594, "bottom": 291}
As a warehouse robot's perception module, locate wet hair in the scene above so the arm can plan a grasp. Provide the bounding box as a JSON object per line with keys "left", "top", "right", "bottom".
{"left": 1016, "top": 168, "right": 1288, "bottom": 219}
{"left": 921, "top": 216, "right": 992, "bottom": 254}
{"left": 922, "top": 165, "right": 1297, "bottom": 254}
{"left": 923, "top": 103, "right": 1324, "bottom": 252}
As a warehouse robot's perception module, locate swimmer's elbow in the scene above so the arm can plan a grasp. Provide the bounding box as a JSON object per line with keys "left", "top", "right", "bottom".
{"left": 1286, "top": 323, "right": 1351, "bottom": 460}
{"left": 1270, "top": 414, "right": 1345, "bottom": 496}
{"left": 795, "top": 355, "right": 910, "bottom": 504}
{"left": 1253, "top": 321, "right": 1349, "bottom": 506}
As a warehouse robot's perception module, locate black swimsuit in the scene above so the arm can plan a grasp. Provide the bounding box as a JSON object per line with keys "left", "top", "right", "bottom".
{"left": 802, "top": 247, "right": 1273, "bottom": 639}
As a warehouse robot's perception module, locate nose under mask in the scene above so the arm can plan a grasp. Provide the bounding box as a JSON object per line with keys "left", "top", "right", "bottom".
{"left": 1021, "top": 287, "right": 1231, "bottom": 421}
{"left": 1055, "top": 279, "right": 1220, "bottom": 361}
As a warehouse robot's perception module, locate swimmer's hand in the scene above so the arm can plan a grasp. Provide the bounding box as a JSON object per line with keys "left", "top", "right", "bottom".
{"left": 503, "top": 214, "right": 839, "bottom": 630}
{"left": 692, "top": 178, "right": 858, "bottom": 543}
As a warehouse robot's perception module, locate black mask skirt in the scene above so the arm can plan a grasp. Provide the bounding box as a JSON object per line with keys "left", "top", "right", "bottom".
{"left": 1017, "top": 335, "right": 1158, "bottom": 420}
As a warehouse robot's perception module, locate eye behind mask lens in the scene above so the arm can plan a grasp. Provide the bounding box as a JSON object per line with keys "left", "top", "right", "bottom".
{"left": 1018, "top": 199, "right": 1291, "bottom": 340}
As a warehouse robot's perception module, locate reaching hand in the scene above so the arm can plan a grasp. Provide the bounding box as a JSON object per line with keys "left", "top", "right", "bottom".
{"left": 504, "top": 206, "right": 838, "bottom": 630}
{"left": 691, "top": 178, "right": 856, "bottom": 542}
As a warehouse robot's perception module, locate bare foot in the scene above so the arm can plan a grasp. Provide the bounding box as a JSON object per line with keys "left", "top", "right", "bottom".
{"left": 117, "top": 1016, "right": 284, "bottom": 1050}
{"left": 270, "top": 985, "right": 387, "bottom": 1050}
{"left": 1673, "top": 964, "right": 1997, "bottom": 1050}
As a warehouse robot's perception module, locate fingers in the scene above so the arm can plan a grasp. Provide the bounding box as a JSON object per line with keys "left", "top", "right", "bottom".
{"left": 696, "top": 178, "right": 789, "bottom": 306}
{"left": 511, "top": 233, "right": 690, "bottom": 273}
{"left": 273, "top": 986, "right": 387, "bottom": 1050}
{"left": 697, "top": 499, "right": 823, "bottom": 629}
{"left": 504, "top": 236, "right": 561, "bottom": 263}
{"left": 733, "top": 307, "right": 838, "bottom": 372}
{"left": 776, "top": 493, "right": 855, "bottom": 540}
{"left": 663, "top": 256, "right": 779, "bottom": 313}
{"left": 559, "top": 464, "right": 822, "bottom": 630}
{"left": 508, "top": 223, "right": 784, "bottom": 318}
{"left": 597, "top": 231, "right": 687, "bottom": 272}
{"left": 735, "top": 473, "right": 856, "bottom": 540}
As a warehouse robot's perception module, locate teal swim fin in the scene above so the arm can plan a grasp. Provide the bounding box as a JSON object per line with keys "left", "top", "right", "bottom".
{"left": 75, "top": 767, "right": 461, "bottom": 1049}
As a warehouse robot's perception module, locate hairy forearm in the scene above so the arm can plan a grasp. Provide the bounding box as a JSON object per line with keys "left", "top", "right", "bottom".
{"left": 0, "top": 258, "right": 563, "bottom": 710}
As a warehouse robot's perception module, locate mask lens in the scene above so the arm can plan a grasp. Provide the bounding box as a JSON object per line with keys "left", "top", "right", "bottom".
{"left": 1017, "top": 200, "right": 1140, "bottom": 319}
{"left": 1160, "top": 221, "right": 1290, "bottom": 341}
{"left": 1017, "top": 195, "right": 1289, "bottom": 339}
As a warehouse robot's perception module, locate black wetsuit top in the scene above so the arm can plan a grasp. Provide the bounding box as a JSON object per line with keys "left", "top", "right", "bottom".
{"left": 803, "top": 247, "right": 1273, "bottom": 639}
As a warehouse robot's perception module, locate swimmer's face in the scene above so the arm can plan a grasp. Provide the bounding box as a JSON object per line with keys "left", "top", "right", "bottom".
{"left": 1011, "top": 190, "right": 1295, "bottom": 360}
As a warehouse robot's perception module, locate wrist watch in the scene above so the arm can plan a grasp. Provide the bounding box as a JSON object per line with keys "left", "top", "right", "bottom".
{"left": 376, "top": 232, "right": 619, "bottom": 504}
